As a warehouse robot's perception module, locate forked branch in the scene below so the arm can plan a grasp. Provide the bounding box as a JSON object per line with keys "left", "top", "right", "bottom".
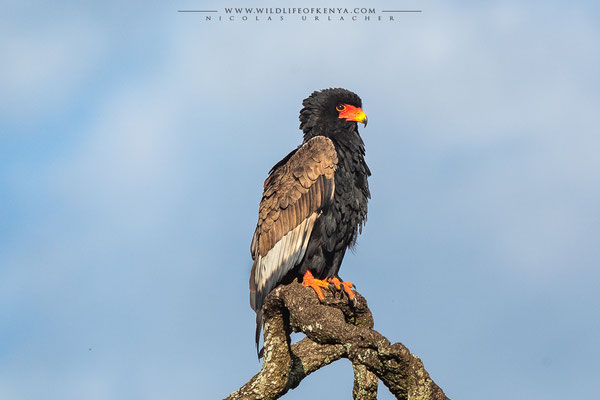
{"left": 226, "top": 281, "right": 449, "bottom": 400}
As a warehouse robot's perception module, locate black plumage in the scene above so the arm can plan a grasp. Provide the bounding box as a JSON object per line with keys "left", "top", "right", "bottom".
{"left": 249, "top": 88, "right": 371, "bottom": 353}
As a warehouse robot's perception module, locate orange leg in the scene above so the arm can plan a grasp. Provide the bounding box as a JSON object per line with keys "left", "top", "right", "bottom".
{"left": 302, "top": 270, "right": 330, "bottom": 301}
{"left": 327, "top": 277, "right": 356, "bottom": 300}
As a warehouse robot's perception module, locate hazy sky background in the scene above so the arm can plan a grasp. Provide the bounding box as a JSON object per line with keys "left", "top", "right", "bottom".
{"left": 2, "top": 1, "right": 599, "bottom": 399}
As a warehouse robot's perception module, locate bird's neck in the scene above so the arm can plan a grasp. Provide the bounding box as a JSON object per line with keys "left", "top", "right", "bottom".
{"left": 303, "top": 126, "right": 366, "bottom": 160}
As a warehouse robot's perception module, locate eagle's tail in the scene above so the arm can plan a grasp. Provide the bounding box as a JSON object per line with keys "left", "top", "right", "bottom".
{"left": 255, "top": 310, "right": 263, "bottom": 359}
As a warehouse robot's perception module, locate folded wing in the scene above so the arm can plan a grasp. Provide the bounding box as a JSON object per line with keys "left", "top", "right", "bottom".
{"left": 249, "top": 136, "right": 338, "bottom": 348}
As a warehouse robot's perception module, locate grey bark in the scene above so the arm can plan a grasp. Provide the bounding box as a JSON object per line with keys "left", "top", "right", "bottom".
{"left": 226, "top": 281, "right": 450, "bottom": 400}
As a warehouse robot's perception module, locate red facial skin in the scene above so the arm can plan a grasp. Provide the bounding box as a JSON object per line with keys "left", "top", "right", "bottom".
{"left": 337, "top": 104, "right": 367, "bottom": 124}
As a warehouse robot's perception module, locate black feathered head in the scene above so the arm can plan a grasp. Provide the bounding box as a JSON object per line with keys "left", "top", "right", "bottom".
{"left": 299, "top": 88, "right": 367, "bottom": 141}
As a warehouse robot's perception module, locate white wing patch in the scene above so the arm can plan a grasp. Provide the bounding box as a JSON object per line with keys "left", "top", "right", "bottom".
{"left": 254, "top": 213, "right": 318, "bottom": 293}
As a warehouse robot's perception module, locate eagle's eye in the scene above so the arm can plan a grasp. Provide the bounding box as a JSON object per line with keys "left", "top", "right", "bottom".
{"left": 336, "top": 104, "right": 346, "bottom": 112}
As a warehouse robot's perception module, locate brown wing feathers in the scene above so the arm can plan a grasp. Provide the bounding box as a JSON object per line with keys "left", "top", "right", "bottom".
{"left": 249, "top": 136, "right": 337, "bottom": 312}
{"left": 252, "top": 136, "right": 337, "bottom": 262}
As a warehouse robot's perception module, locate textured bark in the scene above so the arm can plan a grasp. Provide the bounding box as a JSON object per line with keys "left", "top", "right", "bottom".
{"left": 226, "top": 282, "right": 450, "bottom": 400}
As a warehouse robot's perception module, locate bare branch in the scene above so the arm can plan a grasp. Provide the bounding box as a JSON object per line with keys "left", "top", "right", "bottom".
{"left": 226, "top": 282, "right": 450, "bottom": 400}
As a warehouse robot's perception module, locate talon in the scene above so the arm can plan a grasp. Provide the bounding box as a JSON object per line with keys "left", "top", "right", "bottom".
{"left": 327, "top": 277, "right": 343, "bottom": 290}
{"left": 302, "top": 270, "right": 330, "bottom": 301}
{"left": 339, "top": 280, "right": 356, "bottom": 301}
{"left": 327, "top": 276, "right": 356, "bottom": 301}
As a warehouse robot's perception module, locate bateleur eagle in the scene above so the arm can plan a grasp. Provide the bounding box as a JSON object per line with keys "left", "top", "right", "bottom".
{"left": 249, "top": 88, "right": 371, "bottom": 355}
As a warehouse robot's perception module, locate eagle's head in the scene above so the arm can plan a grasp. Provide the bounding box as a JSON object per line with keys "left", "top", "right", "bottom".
{"left": 299, "top": 88, "right": 367, "bottom": 141}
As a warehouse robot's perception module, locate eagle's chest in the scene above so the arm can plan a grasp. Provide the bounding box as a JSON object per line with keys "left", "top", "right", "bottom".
{"left": 329, "top": 160, "right": 369, "bottom": 238}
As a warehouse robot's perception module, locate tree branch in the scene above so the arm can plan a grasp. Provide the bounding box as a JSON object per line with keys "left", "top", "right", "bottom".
{"left": 226, "top": 281, "right": 450, "bottom": 400}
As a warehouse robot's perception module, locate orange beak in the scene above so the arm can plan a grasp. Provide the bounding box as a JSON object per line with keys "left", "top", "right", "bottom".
{"left": 338, "top": 105, "right": 368, "bottom": 126}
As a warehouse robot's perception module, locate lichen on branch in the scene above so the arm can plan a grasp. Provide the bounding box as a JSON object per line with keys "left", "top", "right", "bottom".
{"left": 226, "top": 281, "right": 449, "bottom": 400}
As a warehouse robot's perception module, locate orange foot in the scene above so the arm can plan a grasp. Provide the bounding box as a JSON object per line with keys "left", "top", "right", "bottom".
{"left": 301, "top": 270, "right": 330, "bottom": 301}
{"left": 327, "top": 277, "right": 356, "bottom": 301}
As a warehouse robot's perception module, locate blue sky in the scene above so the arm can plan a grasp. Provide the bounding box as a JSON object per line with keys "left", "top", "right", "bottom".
{"left": 1, "top": 1, "right": 599, "bottom": 399}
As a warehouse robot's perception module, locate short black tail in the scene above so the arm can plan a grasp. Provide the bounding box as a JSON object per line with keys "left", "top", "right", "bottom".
{"left": 255, "top": 309, "right": 263, "bottom": 359}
